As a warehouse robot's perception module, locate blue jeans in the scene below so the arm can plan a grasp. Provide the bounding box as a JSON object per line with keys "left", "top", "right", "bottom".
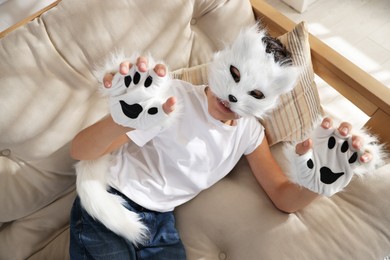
{"left": 69, "top": 188, "right": 186, "bottom": 260}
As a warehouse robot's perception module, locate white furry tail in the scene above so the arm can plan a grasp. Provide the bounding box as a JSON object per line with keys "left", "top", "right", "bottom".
{"left": 75, "top": 154, "right": 149, "bottom": 245}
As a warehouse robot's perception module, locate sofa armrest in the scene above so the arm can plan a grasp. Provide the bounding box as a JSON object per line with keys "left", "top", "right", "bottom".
{"left": 251, "top": 0, "right": 390, "bottom": 148}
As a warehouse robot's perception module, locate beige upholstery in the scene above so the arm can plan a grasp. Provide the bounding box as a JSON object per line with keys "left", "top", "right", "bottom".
{"left": 0, "top": 0, "right": 389, "bottom": 259}
{"left": 177, "top": 145, "right": 390, "bottom": 259}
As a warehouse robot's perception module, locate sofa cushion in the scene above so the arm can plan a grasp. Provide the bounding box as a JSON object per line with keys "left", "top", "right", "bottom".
{"left": 175, "top": 143, "right": 390, "bottom": 259}
{"left": 0, "top": 189, "right": 75, "bottom": 260}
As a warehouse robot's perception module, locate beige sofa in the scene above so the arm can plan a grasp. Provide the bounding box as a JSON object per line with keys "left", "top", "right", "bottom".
{"left": 1, "top": 0, "right": 389, "bottom": 259}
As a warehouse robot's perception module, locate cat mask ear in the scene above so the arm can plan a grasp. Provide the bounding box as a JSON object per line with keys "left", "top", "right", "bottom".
{"left": 208, "top": 23, "right": 299, "bottom": 118}
{"left": 262, "top": 35, "right": 298, "bottom": 95}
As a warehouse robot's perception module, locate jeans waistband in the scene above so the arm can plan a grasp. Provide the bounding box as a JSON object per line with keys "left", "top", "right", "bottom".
{"left": 108, "top": 186, "right": 153, "bottom": 213}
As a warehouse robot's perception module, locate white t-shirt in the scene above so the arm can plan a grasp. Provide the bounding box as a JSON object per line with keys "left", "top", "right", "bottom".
{"left": 107, "top": 80, "right": 264, "bottom": 212}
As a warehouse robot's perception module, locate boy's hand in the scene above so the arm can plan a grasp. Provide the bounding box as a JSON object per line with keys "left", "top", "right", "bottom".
{"left": 285, "top": 117, "right": 384, "bottom": 197}
{"left": 101, "top": 56, "right": 176, "bottom": 129}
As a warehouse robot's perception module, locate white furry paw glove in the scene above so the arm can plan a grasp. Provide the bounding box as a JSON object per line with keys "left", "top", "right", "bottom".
{"left": 284, "top": 122, "right": 384, "bottom": 197}
{"left": 102, "top": 59, "right": 172, "bottom": 130}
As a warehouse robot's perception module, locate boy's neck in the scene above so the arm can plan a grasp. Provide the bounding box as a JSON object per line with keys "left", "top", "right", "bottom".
{"left": 222, "top": 119, "right": 236, "bottom": 126}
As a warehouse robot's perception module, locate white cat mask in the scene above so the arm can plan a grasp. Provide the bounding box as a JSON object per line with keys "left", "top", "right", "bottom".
{"left": 208, "top": 24, "right": 299, "bottom": 118}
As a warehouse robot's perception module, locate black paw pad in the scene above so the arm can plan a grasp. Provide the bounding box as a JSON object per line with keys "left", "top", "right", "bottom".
{"left": 349, "top": 152, "right": 358, "bottom": 164}
{"left": 341, "top": 141, "right": 349, "bottom": 153}
{"left": 307, "top": 159, "right": 314, "bottom": 169}
{"left": 133, "top": 72, "right": 141, "bottom": 85}
{"left": 148, "top": 107, "right": 158, "bottom": 115}
{"left": 124, "top": 75, "right": 132, "bottom": 88}
{"left": 120, "top": 101, "right": 143, "bottom": 119}
{"left": 145, "top": 76, "right": 153, "bottom": 88}
{"left": 320, "top": 167, "right": 344, "bottom": 184}
{"left": 328, "top": 136, "right": 336, "bottom": 149}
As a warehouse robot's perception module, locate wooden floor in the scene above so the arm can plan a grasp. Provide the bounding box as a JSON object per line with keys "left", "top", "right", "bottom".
{"left": 266, "top": 0, "right": 390, "bottom": 87}
{"left": 266, "top": 0, "right": 390, "bottom": 127}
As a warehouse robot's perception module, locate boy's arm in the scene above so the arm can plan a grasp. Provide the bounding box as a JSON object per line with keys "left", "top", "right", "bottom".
{"left": 70, "top": 115, "right": 132, "bottom": 161}
{"left": 246, "top": 117, "right": 376, "bottom": 213}
{"left": 245, "top": 137, "right": 319, "bottom": 213}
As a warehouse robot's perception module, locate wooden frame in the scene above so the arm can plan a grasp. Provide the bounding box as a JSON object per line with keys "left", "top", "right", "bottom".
{"left": 2, "top": 0, "right": 388, "bottom": 148}
{"left": 0, "top": 0, "right": 61, "bottom": 38}
{"left": 251, "top": 0, "right": 390, "bottom": 149}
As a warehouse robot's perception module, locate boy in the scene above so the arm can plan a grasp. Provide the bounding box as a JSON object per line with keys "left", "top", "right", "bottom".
{"left": 69, "top": 26, "right": 375, "bottom": 260}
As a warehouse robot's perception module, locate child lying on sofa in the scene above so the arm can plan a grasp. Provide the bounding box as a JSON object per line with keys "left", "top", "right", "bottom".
{"left": 69, "top": 26, "right": 379, "bottom": 259}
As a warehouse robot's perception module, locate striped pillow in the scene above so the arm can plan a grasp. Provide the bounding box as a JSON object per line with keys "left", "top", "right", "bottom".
{"left": 261, "top": 21, "right": 323, "bottom": 145}
{"left": 172, "top": 21, "right": 323, "bottom": 146}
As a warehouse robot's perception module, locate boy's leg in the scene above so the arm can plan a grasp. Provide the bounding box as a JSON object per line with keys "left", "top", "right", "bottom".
{"left": 106, "top": 187, "right": 186, "bottom": 259}
{"left": 69, "top": 196, "right": 137, "bottom": 260}
{"left": 137, "top": 211, "right": 186, "bottom": 260}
